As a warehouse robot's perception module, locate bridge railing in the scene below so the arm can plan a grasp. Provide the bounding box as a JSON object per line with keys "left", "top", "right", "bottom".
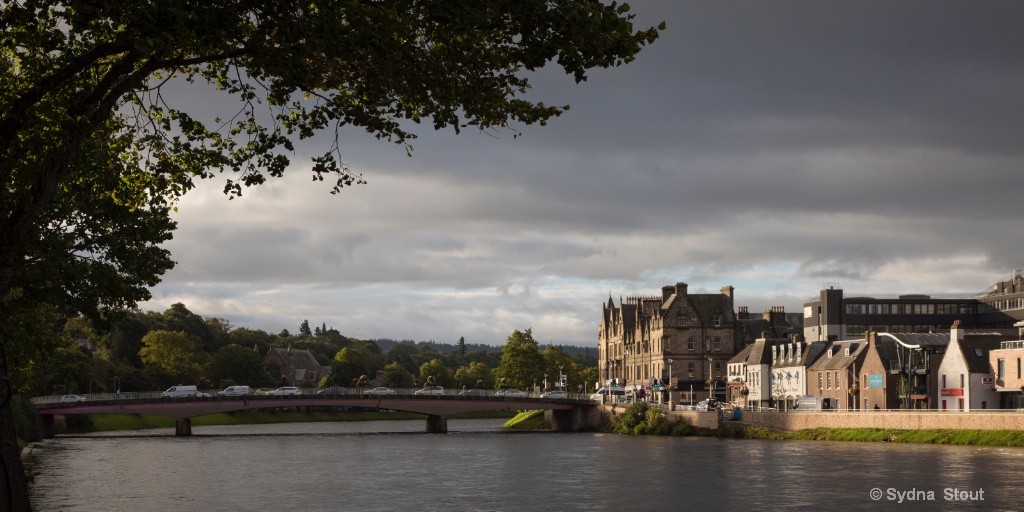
{"left": 32, "top": 387, "right": 596, "bottom": 405}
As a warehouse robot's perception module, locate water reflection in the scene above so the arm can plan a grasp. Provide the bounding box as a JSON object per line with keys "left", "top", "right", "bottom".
{"left": 28, "top": 421, "right": 1024, "bottom": 511}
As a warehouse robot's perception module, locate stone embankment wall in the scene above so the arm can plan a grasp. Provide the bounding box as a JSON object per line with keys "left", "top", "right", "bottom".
{"left": 605, "top": 404, "right": 1024, "bottom": 431}
{"left": 729, "top": 411, "right": 1024, "bottom": 431}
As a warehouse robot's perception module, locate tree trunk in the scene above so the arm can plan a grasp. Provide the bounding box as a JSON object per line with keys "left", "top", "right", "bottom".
{"left": 0, "top": 336, "right": 33, "bottom": 511}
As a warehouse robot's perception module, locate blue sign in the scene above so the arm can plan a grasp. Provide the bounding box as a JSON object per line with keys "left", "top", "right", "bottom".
{"left": 869, "top": 374, "right": 884, "bottom": 388}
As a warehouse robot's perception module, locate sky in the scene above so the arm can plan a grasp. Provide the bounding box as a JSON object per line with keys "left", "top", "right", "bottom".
{"left": 142, "top": 1, "right": 1024, "bottom": 347}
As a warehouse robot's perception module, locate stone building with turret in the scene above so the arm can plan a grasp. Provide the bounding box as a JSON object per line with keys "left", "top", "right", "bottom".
{"left": 599, "top": 281, "right": 803, "bottom": 403}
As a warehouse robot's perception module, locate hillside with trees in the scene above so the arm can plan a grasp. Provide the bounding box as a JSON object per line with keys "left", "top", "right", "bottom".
{"left": 10, "top": 303, "right": 598, "bottom": 399}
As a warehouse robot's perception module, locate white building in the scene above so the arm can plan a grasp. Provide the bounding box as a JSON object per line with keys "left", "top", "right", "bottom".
{"left": 770, "top": 338, "right": 828, "bottom": 411}
{"left": 937, "top": 323, "right": 1006, "bottom": 411}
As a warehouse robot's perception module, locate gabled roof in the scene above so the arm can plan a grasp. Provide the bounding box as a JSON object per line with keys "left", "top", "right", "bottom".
{"left": 266, "top": 347, "right": 322, "bottom": 372}
{"left": 808, "top": 339, "right": 867, "bottom": 371}
{"left": 728, "top": 344, "right": 754, "bottom": 365}
{"left": 959, "top": 335, "right": 1011, "bottom": 374}
{"left": 773, "top": 341, "right": 829, "bottom": 368}
{"left": 688, "top": 294, "right": 734, "bottom": 324}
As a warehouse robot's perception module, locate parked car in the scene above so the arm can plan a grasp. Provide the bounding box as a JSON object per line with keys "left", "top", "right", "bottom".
{"left": 696, "top": 398, "right": 721, "bottom": 411}
{"left": 60, "top": 394, "right": 86, "bottom": 403}
{"left": 496, "top": 389, "right": 528, "bottom": 398}
{"left": 316, "top": 386, "right": 347, "bottom": 395}
{"left": 364, "top": 387, "right": 395, "bottom": 396}
{"left": 254, "top": 388, "right": 273, "bottom": 395}
{"left": 197, "top": 392, "right": 212, "bottom": 398}
{"left": 414, "top": 386, "right": 444, "bottom": 396}
{"left": 268, "top": 386, "right": 301, "bottom": 396}
{"left": 540, "top": 390, "right": 567, "bottom": 399}
{"left": 218, "top": 385, "right": 251, "bottom": 396}
{"left": 458, "top": 389, "right": 489, "bottom": 397}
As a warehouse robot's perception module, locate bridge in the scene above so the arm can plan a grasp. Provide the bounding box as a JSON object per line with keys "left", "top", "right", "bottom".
{"left": 32, "top": 389, "right": 603, "bottom": 435}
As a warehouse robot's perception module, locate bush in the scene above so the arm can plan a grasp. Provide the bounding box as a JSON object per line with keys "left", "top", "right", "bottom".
{"left": 11, "top": 396, "right": 44, "bottom": 442}
{"left": 612, "top": 402, "right": 694, "bottom": 436}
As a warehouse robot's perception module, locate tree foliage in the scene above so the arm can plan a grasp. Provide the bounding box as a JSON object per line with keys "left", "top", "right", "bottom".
{"left": 381, "top": 362, "right": 414, "bottom": 388}
{"left": 454, "top": 361, "right": 494, "bottom": 390}
{"left": 0, "top": 3, "right": 660, "bottom": 505}
{"left": 138, "top": 330, "right": 199, "bottom": 379}
{"left": 209, "top": 344, "right": 274, "bottom": 389}
{"left": 496, "top": 328, "right": 545, "bottom": 390}
{"left": 329, "top": 347, "right": 368, "bottom": 387}
{"left": 419, "top": 358, "right": 453, "bottom": 388}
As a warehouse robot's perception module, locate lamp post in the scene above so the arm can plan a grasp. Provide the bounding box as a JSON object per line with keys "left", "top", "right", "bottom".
{"left": 559, "top": 366, "right": 564, "bottom": 390}
{"left": 708, "top": 356, "right": 717, "bottom": 401}
{"left": 544, "top": 374, "right": 547, "bottom": 391}
{"left": 667, "top": 359, "right": 673, "bottom": 406}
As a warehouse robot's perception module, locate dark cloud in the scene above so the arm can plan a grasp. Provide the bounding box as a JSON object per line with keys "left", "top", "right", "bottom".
{"left": 145, "top": 1, "right": 1024, "bottom": 344}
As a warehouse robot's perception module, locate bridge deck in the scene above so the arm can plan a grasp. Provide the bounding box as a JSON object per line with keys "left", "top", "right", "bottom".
{"left": 35, "top": 395, "right": 582, "bottom": 420}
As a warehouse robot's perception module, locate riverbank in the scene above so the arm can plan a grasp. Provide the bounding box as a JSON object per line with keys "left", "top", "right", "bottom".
{"left": 724, "top": 424, "right": 1024, "bottom": 447}
{"left": 609, "top": 402, "right": 1024, "bottom": 447}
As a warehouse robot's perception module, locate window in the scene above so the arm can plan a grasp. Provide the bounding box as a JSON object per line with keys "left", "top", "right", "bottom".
{"left": 688, "top": 362, "right": 695, "bottom": 378}
{"left": 1018, "top": 358, "right": 1021, "bottom": 379}
{"left": 827, "top": 372, "right": 832, "bottom": 389}
{"left": 714, "top": 362, "right": 722, "bottom": 377}
{"left": 818, "top": 373, "right": 823, "bottom": 390}
{"left": 960, "top": 374, "right": 964, "bottom": 388}
{"left": 942, "top": 374, "right": 946, "bottom": 388}
{"left": 998, "top": 359, "right": 1005, "bottom": 379}
{"left": 713, "top": 337, "right": 722, "bottom": 352}
{"left": 713, "top": 313, "right": 722, "bottom": 327}
{"left": 687, "top": 338, "right": 695, "bottom": 351}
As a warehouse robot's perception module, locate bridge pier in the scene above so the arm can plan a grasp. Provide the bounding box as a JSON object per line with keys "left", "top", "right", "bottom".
{"left": 175, "top": 418, "right": 192, "bottom": 436}
{"left": 546, "top": 405, "right": 604, "bottom": 432}
{"left": 425, "top": 415, "right": 448, "bottom": 434}
{"left": 41, "top": 414, "right": 56, "bottom": 438}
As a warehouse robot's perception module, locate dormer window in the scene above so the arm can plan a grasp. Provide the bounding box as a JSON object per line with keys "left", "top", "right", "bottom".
{"left": 827, "top": 349, "right": 833, "bottom": 358}
{"left": 844, "top": 348, "right": 850, "bottom": 356}
{"left": 713, "top": 313, "right": 723, "bottom": 327}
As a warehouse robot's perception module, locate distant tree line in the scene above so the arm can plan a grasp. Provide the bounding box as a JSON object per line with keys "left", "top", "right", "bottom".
{"left": 6, "top": 304, "right": 598, "bottom": 401}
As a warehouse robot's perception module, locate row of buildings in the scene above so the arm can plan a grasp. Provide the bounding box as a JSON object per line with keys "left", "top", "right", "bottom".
{"left": 597, "top": 272, "right": 1024, "bottom": 410}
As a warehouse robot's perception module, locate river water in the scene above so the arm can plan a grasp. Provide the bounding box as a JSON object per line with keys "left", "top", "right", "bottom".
{"left": 27, "top": 419, "right": 1024, "bottom": 511}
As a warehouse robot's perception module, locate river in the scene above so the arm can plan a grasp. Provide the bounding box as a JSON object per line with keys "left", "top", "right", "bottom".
{"left": 26, "top": 419, "right": 1023, "bottom": 511}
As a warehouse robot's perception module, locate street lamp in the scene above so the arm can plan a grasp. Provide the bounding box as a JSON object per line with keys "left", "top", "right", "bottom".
{"left": 559, "top": 366, "right": 564, "bottom": 390}
{"left": 708, "top": 356, "right": 714, "bottom": 400}
{"left": 667, "top": 359, "right": 673, "bottom": 407}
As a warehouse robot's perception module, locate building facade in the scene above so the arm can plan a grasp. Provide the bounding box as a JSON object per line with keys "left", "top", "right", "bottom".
{"left": 806, "top": 339, "right": 867, "bottom": 411}
{"left": 264, "top": 346, "right": 329, "bottom": 387}
{"left": 803, "top": 271, "right": 1024, "bottom": 343}
{"left": 598, "top": 282, "right": 738, "bottom": 401}
{"left": 772, "top": 337, "right": 829, "bottom": 410}
{"left": 989, "top": 340, "right": 1024, "bottom": 409}
{"left": 936, "top": 324, "right": 1005, "bottom": 411}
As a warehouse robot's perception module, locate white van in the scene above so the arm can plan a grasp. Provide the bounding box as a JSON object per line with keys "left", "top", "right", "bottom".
{"left": 218, "top": 385, "right": 251, "bottom": 396}
{"left": 795, "top": 395, "right": 833, "bottom": 410}
{"left": 161, "top": 385, "right": 198, "bottom": 398}
{"left": 590, "top": 387, "right": 629, "bottom": 402}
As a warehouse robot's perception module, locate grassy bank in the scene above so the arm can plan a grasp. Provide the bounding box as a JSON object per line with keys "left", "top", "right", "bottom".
{"left": 77, "top": 410, "right": 517, "bottom": 433}
{"left": 503, "top": 410, "right": 549, "bottom": 429}
{"left": 724, "top": 425, "right": 1024, "bottom": 447}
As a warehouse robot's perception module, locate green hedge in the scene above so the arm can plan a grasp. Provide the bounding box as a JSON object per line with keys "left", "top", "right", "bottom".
{"left": 11, "top": 396, "right": 43, "bottom": 442}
